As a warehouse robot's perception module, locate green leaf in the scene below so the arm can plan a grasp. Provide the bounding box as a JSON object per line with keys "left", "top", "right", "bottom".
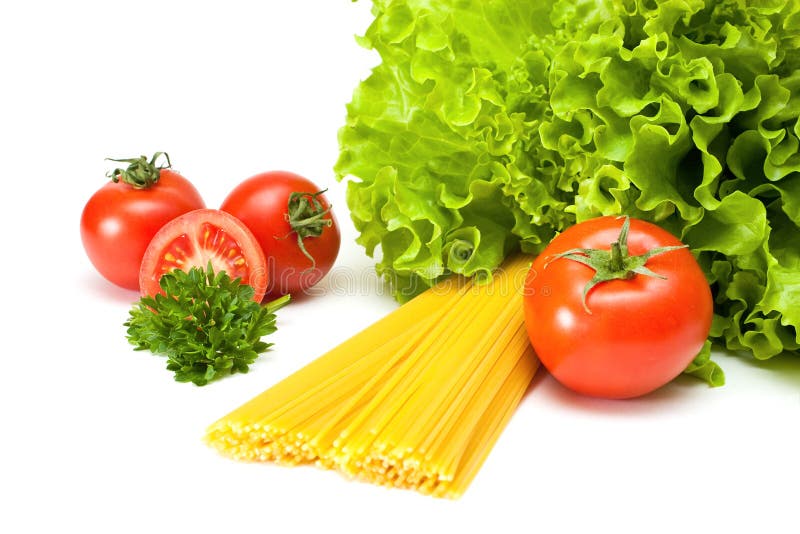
{"left": 337, "top": 0, "right": 800, "bottom": 384}
{"left": 124, "top": 267, "right": 289, "bottom": 386}
{"left": 684, "top": 340, "right": 725, "bottom": 387}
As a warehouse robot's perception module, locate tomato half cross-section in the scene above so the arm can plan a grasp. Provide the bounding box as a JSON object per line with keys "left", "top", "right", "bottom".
{"left": 523, "top": 216, "right": 713, "bottom": 399}
{"left": 139, "top": 209, "right": 268, "bottom": 302}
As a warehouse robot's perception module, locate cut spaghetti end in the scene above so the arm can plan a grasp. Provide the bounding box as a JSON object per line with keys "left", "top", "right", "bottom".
{"left": 205, "top": 254, "right": 539, "bottom": 498}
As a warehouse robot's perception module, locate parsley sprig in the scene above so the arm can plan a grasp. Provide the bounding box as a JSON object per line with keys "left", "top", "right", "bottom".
{"left": 124, "top": 264, "right": 290, "bottom": 386}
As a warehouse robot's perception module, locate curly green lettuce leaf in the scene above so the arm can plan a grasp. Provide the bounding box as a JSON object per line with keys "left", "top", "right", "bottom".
{"left": 337, "top": 0, "right": 563, "bottom": 297}
{"left": 336, "top": 0, "right": 800, "bottom": 382}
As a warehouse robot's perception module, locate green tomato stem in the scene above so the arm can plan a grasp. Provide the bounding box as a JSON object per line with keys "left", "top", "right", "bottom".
{"left": 609, "top": 241, "right": 626, "bottom": 272}
{"left": 544, "top": 216, "right": 687, "bottom": 314}
{"left": 106, "top": 152, "right": 171, "bottom": 189}
{"left": 284, "top": 189, "right": 333, "bottom": 269}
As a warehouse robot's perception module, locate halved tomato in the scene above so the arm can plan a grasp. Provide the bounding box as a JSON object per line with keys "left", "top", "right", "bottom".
{"left": 139, "top": 209, "right": 268, "bottom": 301}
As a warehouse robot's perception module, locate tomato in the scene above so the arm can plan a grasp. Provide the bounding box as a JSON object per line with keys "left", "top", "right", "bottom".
{"left": 139, "top": 209, "right": 268, "bottom": 302}
{"left": 523, "top": 216, "right": 713, "bottom": 399}
{"left": 80, "top": 153, "right": 205, "bottom": 290}
{"left": 220, "top": 171, "right": 340, "bottom": 297}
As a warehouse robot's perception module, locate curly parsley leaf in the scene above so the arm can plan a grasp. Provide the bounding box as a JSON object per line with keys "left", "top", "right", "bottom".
{"left": 124, "top": 264, "right": 290, "bottom": 386}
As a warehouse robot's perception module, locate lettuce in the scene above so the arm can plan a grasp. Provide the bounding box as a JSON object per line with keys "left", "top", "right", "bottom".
{"left": 335, "top": 0, "right": 800, "bottom": 383}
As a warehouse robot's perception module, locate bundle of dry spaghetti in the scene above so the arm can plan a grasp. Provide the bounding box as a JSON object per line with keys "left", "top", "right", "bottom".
{"left": 205, "top": 254, "right": 539, "bottom": 498}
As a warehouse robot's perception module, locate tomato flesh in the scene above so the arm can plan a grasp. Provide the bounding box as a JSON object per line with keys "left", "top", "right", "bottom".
{"left": 153, "top": 223, "right": 252, "bottom": 281}
{"left": 139, "top": 209, "right": 268, "bottom": 301}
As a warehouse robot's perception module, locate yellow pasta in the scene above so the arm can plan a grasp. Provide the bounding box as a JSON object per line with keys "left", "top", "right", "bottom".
{"left": 205, "top": 254, "right": 539, "bottom": 498}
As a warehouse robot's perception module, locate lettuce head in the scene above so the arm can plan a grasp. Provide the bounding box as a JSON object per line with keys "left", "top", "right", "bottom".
{"left": 335, "top": 0, "right": 800, "bottom": 383}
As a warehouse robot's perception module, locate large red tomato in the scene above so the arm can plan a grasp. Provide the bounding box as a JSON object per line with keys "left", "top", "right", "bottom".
{"left": 80, "top": 153, "right": 205, "bottom": 290}
{"left": 220, "top": 171, "right": 340, "bottom": 298}
{"left": 138, "top": 209, "right": 268, "bottom": 302}
{"left": 523, "top": 216, "right": 713, "bottom": 399}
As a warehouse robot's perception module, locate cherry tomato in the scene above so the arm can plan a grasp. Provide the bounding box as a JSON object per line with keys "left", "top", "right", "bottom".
{"left": 80, "top": 153, "right": 205, "bottom": 290}
{"left": 139, "top": 209, "right": 268, "bottom": 302}
{"left": 220, "top": 171, "right": 340, "bottom": 297}
{"left": 523, "top": 216, "right": 713, "bottom": 399}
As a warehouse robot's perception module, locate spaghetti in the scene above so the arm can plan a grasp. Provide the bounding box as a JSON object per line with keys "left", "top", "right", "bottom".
{"left": 205, "top": 254, "right": 539, "bottom": 498}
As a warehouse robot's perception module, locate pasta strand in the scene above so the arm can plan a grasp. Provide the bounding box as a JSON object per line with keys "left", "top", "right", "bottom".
{"left": 205, "top": 255, "right": 539, "bottom": 498}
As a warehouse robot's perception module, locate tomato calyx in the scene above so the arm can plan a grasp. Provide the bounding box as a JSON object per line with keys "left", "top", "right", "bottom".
{"left": 284, "top": 189, "right": 333, "bottom": 268}
{"left": 106, "top": 151, "right": 171, "bottom": 189}
{"left": 544, "top": 216, "right": 687, "bottom": 314}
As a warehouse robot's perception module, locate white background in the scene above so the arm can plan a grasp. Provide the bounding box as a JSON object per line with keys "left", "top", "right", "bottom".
{"left": 2, "top": 2, "right": 799, "bottom": 533}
